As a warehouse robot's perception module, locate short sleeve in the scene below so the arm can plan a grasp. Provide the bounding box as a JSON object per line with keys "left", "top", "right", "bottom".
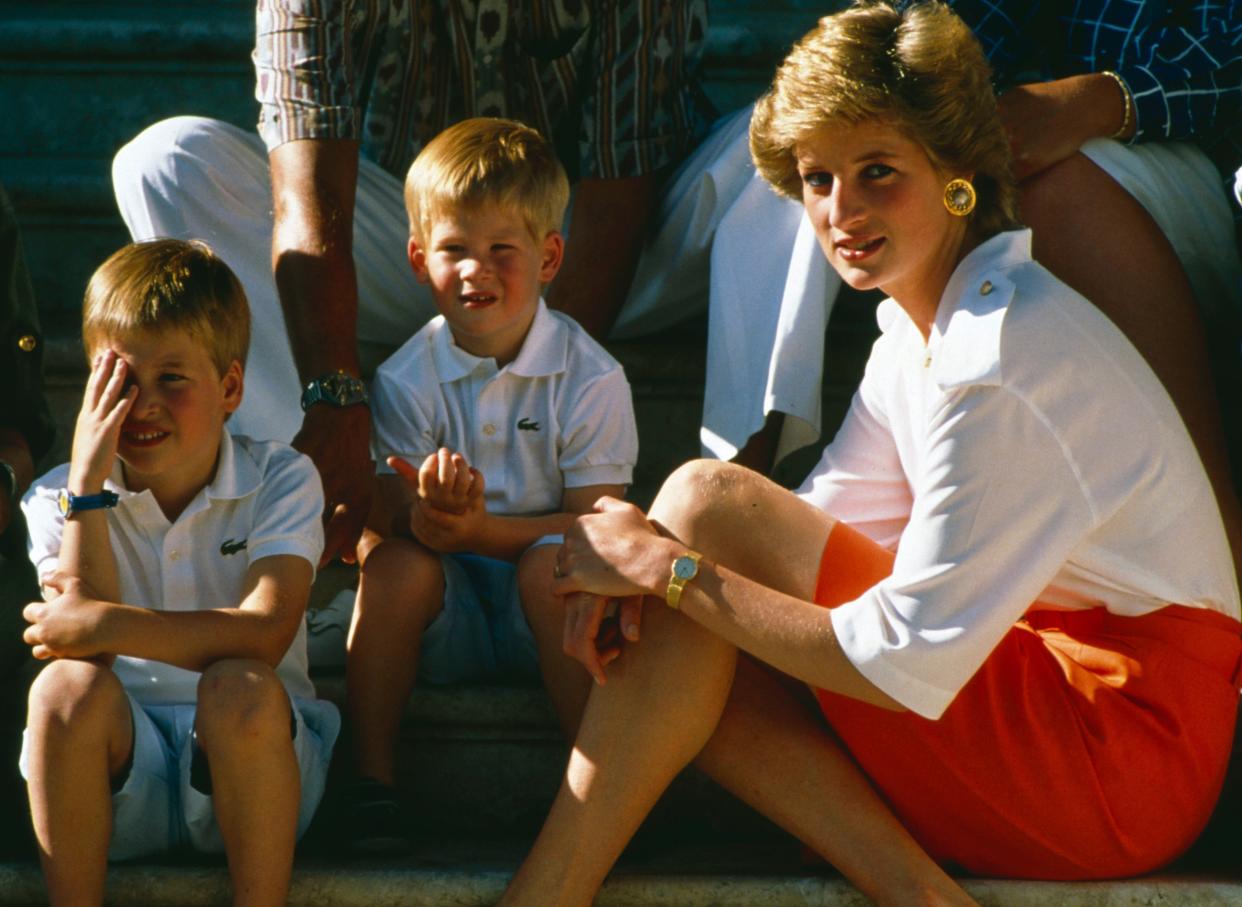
{"left": 370, "top": 365, "right": 440, "bottom": 476}
{"left": 558, "top": 369, "right": 638, "bottom": 488}
{"left": 20, "top": 463, "right": 70, "bottom": 585}
{"left": 829, "top": 384, "right": 1095, "bottom": 719}
{"left": 254, "top": 0, "right": 360, "bottom": 151}
{"left": 247, "top": 448, "right": 325, "bottom": 569}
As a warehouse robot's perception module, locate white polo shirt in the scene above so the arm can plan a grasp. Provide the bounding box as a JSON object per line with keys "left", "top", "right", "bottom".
{"left": 798, "top": 230, "right": 1240, "bottom": 720}
{"left": 371, "top": 299, "right": 638, "bottom": 515}
{"left": 23, "top": 430, "right": 324, "bottom": 705}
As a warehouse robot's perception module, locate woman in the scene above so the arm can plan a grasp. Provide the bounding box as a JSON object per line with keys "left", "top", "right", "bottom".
{"left": 503, "top": 3, "right": 1242, "bottom": 904}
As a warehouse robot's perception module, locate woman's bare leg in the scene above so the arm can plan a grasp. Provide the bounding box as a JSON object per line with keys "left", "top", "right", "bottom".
{"left": 503, "top": 461, "right": 975, "bottom": 907}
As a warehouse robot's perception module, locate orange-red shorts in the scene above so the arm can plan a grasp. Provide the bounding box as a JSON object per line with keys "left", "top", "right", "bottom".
{"left": 813, "top": 520, "right": 1242, "bottom": 879}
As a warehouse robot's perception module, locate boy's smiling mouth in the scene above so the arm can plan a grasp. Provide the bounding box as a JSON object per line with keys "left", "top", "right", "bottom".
{"left": 460, "top": 290, "right": 498, "bottom": 307}
{"left": 122, "top": 424, "right": 170, "bottom": 447}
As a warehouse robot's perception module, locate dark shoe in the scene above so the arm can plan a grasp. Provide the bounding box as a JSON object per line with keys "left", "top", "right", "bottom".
{"left": 342, "top": 776, "right": 412, "bottom": 856}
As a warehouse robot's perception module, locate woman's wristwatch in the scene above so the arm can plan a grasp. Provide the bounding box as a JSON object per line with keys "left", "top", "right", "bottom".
{"left": 665, "top": 550, "right": 702, "bottom": 609}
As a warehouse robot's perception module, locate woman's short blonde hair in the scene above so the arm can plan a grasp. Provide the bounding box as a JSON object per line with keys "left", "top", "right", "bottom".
{"left": 404, "top": 117, "right": 570, "bottom": 243}
{"left": 83, "top": 239, "right": 250, "bottom": 375}
{"left": 750, "top": 0, "right": 1020, "bottom": 238}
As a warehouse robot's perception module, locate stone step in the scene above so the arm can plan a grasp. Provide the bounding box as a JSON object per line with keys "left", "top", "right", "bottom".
{"left": 1, "top": 854, "right": 1240, "bottom": 907}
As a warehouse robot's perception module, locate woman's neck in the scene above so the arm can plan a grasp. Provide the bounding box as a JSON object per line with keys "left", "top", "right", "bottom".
{"left": 888, "top": 226, "right": 983, "bottom": 342}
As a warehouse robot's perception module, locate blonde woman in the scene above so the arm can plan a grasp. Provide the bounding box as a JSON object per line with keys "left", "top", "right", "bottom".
{"left": 503, "top": 3, "right": 1242, "bottom": 904}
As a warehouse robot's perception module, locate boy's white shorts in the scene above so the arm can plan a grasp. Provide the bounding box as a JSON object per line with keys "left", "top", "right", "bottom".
{"left": 20, "top": 691, "right": 339, "bottom": 861}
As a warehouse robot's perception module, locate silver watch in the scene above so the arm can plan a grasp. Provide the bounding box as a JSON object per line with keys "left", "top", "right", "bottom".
{"left": 300, "top": 371, "right": 369, "bottom": 411}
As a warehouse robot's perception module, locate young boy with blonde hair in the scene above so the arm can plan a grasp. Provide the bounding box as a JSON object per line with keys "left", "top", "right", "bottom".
{"left": 20, "top": 239, "right": 338, "bottom": 906}
{"left": 344, "top": 117, "right": 638, "bottom": 851}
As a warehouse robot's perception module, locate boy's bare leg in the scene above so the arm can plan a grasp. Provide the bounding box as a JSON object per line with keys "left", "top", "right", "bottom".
{"left": 346, "top": 537, "right": 445, "bottom": 785}
{"left": 195, "top": 659, "right": 299, "bottom": 907}
{"left": 501, "top": 461, "right": 974, "bottom": 907}
{"left": 517, "top": 544, "right": 591, "bottom": 737}
{"left": 25, "top": 659, "right": 133, "bottom": 907}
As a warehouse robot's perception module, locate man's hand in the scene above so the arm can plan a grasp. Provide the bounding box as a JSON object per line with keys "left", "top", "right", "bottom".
{"left": 294, "top": 404, "right": 374, "bottom": 565}
{"left": 998, "top": 74, "right": 1132, "bottom": 181}
{"left": 69, "top": 351, "right": 137, "bottom": 493}
{"left": 23, "top": 574, "right": 109, "bottom": 660}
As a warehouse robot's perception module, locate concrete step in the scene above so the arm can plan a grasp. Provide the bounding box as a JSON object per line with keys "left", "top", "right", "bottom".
{"left": 1, "top": 852, "right": 1240, "bottom": 907}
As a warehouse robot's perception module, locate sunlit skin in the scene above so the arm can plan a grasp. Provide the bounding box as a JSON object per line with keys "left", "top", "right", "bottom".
{"left": 796, "top": 120, "right": 978, "bottom": 339}
{"left": 408, "top": 201, "right": 564, "bottom": 366}
{"left": 93, "top": 328, "right": 242, "bottom": 520}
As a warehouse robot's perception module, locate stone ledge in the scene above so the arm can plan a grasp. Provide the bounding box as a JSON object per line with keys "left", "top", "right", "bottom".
{"left": 2, "top": 860, "right": 1239, "bottom": 907}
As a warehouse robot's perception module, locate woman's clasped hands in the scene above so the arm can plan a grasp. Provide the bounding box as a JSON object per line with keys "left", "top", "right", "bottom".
{"left": 551, "top": 496, "right": 679, "bottom": 685}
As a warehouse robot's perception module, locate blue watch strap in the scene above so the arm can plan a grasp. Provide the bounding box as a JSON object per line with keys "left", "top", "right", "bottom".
{"left": 58, "top": 489, "right": 120, "bottom": 518}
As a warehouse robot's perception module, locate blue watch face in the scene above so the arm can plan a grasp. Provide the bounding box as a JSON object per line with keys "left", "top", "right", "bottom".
{"left": 673, "top": 556, "right": 697, "bottom": 580}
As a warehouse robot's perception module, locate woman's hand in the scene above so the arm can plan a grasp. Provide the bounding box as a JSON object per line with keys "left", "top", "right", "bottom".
{"left": 69, "top": 351, "right": 136, "bottom": 493}
{"left": 553, "top": 497, "right": 677, "bottom": 682}
{"left": 552, "top": 497, "right": 670, "bottom": 600}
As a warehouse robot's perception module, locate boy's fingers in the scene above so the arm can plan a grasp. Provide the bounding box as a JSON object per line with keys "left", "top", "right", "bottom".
{"left": 388, "top": 455, "right": 420, "bottom": 484}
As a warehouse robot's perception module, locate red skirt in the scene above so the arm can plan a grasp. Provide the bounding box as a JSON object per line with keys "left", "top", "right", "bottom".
{"left": 813, "top": 520, "right": 1242, "bottom": 879}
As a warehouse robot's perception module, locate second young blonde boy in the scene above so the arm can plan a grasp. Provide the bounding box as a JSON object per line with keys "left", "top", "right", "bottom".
{"left": 20, "top": 240, "right": 338, "bottom": 906}
{"left": 344, "top": 118, "right": 638, "bottom": 850}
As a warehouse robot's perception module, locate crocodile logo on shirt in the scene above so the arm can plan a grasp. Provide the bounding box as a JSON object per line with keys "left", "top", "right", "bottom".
{"left": 220, "top": 538, "right": 248, "bottom": 556}
{"left": 517, "top": 417, "right": 541, "bottom": 432}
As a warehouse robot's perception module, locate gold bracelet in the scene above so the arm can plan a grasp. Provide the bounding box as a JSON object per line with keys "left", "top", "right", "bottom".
{"left": 1100, "top": 70, "right": 1133, "bottom": 140}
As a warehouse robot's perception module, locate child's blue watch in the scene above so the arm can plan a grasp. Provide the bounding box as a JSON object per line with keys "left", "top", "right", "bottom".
{"left": 57, "top": 489, "right": 120, "bottom": 519}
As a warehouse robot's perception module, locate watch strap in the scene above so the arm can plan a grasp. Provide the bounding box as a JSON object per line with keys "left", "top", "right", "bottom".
{"left": 58, "top": 489, "right": 120, "bottom": 518}
{"left": 300, "top": 371, "right": 369, "bottom": 412}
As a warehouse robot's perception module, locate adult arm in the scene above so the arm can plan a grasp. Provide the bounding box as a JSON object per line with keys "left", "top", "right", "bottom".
{"left": 270, "top": 137, "right": 373, "bottom": 564}
{"left": 546, "top": 175, "right": 657, "bottom": 338}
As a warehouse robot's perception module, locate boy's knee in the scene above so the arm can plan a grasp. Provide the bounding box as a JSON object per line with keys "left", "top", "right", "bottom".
{"left": 516, "top": 544, "right": 558, "bottom": 613}
{"left": 195, "top": 659, "right": 289, "bottom": 746}
{"left": 361, "top": 537, "right": 443, "bottom": 591}
{"left": 28, "top": 659, "right": 126, "bottom": 729}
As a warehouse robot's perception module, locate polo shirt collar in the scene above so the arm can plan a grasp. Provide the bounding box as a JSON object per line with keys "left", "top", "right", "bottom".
{"left": 929, "top": 229, "right": 1031, "bottom": 388}
{"left": 430, "top": 299, "right": 569, "bottom": 383}
{"left": 104, "top": 426, "right": 262, "bottom": 516}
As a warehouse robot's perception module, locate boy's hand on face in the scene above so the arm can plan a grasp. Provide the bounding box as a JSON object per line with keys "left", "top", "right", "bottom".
{"left": 23, "top": 574, "right": 110, "bottom": 660}
{"left": 69, "top": 351, "right": 137, "bottom": 492}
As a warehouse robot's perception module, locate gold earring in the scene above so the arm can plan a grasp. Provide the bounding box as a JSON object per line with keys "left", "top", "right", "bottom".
{"left": 943, "top": 178, "right": 976, "bottom": 216}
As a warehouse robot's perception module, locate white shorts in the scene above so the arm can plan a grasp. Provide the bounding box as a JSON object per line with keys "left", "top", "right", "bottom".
{"left": 418, "top": 551, "right": 541, "bottom": 685}
{"left": 19, "top": 692, "right": 340, "bottom": 861}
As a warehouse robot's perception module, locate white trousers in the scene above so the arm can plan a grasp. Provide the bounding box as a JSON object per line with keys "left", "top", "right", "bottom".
{"left": 113, "top": 109, "right": 756, "bottom": 444}
{"left": 703, "top": 131, "right": 1242, "bottom": 463}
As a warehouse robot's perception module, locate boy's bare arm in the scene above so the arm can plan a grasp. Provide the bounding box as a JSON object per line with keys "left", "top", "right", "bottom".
{"left": 24, "top": 554, "right": 312, "bottom": 671}
{"left": 54, "top": 351, "right": 137, "bottom": 607}
{"left": 417, "top": 482, "right": 627, "bottom": 562}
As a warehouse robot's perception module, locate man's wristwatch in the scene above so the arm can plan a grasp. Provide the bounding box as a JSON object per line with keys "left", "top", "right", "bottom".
{"left": 665, "top": 550, "right": 702, "bottom": 609}
{"left": 58, "top": 489, "right": 120, "bottom": 519}
{"left": 300, "top": 371, "right": 369, "bottom": 412}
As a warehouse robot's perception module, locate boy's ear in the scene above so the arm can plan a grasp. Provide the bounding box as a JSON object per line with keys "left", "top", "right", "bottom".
{"left": 221, "top": 359, "right": 244, "bottom": 414}
{"left": 408, "top": 236, "right": 430, "bottom": 284}
{"left": 539, "top": 231, "right": 565, "bottom": 284}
